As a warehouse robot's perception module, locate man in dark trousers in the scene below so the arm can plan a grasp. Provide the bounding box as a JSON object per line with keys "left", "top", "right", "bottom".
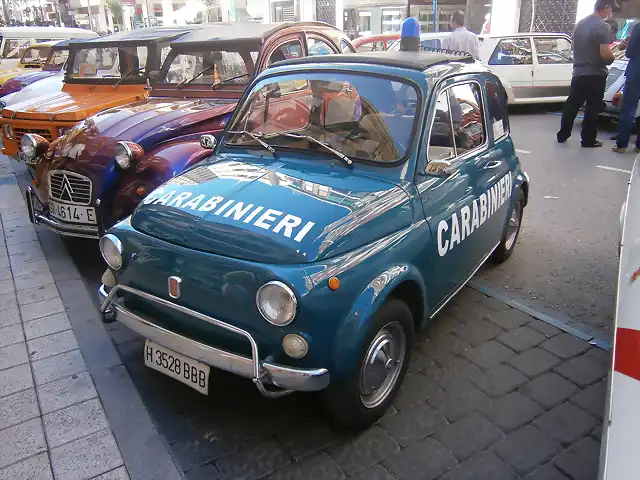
{"left": 613, "top": 21, "right": 640, "bottom": 153}
{"left": 557, "top": 0, "right": 616, "bottom": 147}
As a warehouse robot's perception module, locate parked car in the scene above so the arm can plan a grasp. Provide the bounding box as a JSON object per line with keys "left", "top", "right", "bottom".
{"left": 352, "top": 33, "right": 400, "bottom": 52}
{"left": 0, "top": 40, "right": 72, "bottom": 98}
{"left": 387, "top": 32, "right": 450, "bottom": 52}
{"left": 0, "top": 41, "right": 62, "bottom": 87}
{"left": 22, "top": 22, "right": 354, "bottom": 239}
{"left": 97, "top": 51, "right": 529, "bottom": 427}
{"left": 0, "top": 27, "right": 197, "bottom": 159}
{"left": 0, "top": 74, "right": 65, "bottom": 110}
{"left": 478, "top": 33, "right": 572, "bottom": 104}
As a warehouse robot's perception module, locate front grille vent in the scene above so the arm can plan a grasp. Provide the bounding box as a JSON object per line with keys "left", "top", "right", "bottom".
{"left": 48, "top": 170, "right": 92, "bottom": 205}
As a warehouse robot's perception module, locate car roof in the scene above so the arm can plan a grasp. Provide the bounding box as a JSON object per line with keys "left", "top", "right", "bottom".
{"left": 69, "top": 26, "right": 199, "bottom": 48}
{"left": 24, "top": 41, "right": 59, "bottom": 48}
{"left": 50, "top": 38, "right": 84, "bottom": 50}
{"left": 352, "top": 33, "right": 401, "bottom": 47}
{"left": 272, "top": 50, "right": 475, "bottom": 72}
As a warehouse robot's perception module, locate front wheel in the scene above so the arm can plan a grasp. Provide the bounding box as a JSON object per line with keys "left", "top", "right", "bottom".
{"left": 491, "top": 188, "right": 524, "bottom": 263}
{"left": 323, "top": 298, "right": 413, "bottom": 428}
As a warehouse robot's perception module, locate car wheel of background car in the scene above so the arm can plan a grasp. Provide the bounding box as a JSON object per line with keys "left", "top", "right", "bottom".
{"left": 491, "top": 188, "right": 525, "bottom": 263}
{"left": 322, "top": 298, "right": 413, "bottom": 428}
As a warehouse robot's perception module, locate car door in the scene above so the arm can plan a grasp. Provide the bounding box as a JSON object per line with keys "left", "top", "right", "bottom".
{"left": 486, "top": 37, "right": 534, "bottom": 102}
{"left": 531, "top": 36, "right": 573, "bottom": 100}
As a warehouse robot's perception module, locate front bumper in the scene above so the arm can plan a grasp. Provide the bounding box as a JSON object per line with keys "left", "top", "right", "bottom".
{"left": 26, "top": 185, "right": 102, "bottom": 240}
{"left": 98, "top": 284, "right": 330, "bottom": 396}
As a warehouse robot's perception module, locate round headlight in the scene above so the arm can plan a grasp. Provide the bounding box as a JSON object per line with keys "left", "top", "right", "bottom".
{"left": 256, "top": 281, "right": 297, "bottom": 326}
{"left": 20, "top": 134, "right": 37, "bottom": 159}
{"left": 3, "top": 124, "right": 13, "bottom": 139}
{"left": 114, "top": 142, "right": 133, "bottom": 169}
{"left": 99, "top": 234, "right": 123, "bottom": 270}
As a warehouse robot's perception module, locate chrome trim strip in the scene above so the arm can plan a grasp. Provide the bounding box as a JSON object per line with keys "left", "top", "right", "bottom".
{"left": 98, "top": 285, "right": 330, "bottom": 395}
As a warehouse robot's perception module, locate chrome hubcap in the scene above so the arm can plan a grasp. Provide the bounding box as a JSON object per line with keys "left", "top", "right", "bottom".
{"left": 505, "top": 202, "right": 521, "bottom": 251}
{"left": 359, "top": 322, "right": 406, "bottom": 409}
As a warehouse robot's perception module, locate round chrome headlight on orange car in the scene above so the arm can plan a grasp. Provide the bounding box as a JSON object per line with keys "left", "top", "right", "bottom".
{"left": 256, "top": 281, "right": 297, "bottom": 326}
{"left": 20, "top": 134, "right": 49, "bottom": 161}
{"left": 2, "top": 124, "right": 13, "bottom": 139}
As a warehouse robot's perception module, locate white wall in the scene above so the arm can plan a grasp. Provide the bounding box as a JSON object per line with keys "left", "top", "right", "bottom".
{"left": 576, "top": 0, "right": 595, "bottom": 23}
{"left": 489, "top": 0, "right": 520, "bottom": 35}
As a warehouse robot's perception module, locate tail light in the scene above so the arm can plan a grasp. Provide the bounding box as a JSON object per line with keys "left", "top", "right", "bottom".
{"left": 613, "top": 91, "right": 623, "bottom": 108}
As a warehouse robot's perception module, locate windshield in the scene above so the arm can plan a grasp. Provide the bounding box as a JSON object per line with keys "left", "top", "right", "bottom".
{"left": 226, "top": 73, "right": 419, "bottom": 164}
{"left": 20, "top": 46, "right": 50, "bottom": 65}
{"left": 69, "top": 46, "right": 148, "bottom": 80}
{"left": 160, "top": 49, "right": 258, "bottom": 85}
{"left": 44, "top": 49, "right": 69, "bottom": 70}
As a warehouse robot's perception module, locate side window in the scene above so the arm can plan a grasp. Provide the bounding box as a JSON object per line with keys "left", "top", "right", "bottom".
{"left": 3, "top": 39, "right": 31, "bottom": 59}
{"left": 533, "top": 37, "right": 572, "bottom": 64}
{"left": 448, "top": 83, "right": 486, "bottom": 154}
{"left": 489, "top": 38, "right": 533, "bottom": 65}
{"left": 341, "top": 40, "right": 354, "bottom": 53}
{"left": 307, "top": 37, "right": 336, "bottom": 56}
{"left": 268, "top": 40, "right": 303, "bottom": 65}
{"left": 420, "top": 39, "right": 442, "bottom": 50}
{"left": 485, "top": 79, "right": 509, "bottom": 141}
{"left": 428, "top": 91, "right": 456, "bottom": 161}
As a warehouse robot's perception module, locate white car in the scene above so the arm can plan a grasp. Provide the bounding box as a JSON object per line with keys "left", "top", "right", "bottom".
{"left": 478, "top": 33, "right": 573, "bottom": 104}
{"left": 601, "top": 46, "right": 640, "bottom": 120}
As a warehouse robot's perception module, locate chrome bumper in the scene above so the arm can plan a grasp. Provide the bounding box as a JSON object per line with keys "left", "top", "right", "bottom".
{"left": 26, "top": 186, "right": 101, "bottom": 240}
{"left": 98, "top": 284, "right": 330, "bottom": 396}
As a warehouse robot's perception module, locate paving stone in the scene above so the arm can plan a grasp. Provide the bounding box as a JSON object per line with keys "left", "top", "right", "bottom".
{"left": 406, "top": 349, "right": 436, "bottom": 375}
{"left": 348, "top": 465, "right": 394, "bottom": 480}
{"left": 7, "top": 241, "right": 42, "bottom": 256}
{"left": 507, "top": 348, "right": 562, "bottom": 377}
{"left": 185, "top": 464, "right": 221, "bottom": 480}
{"left": 442, "top": 450, "right": 519, "bottom": 480}
{"left": 14, "top": 271, "right": 56, "bottom": 291}
{"left": 4, "top": 226, "right": 38, "bottom": 245}
{"left": 488, "top": 309, "right": 532, "bottom": 330}
{"left": 439, "top": 382, "right": 492, "bottom": 422}
{"left": 50, "top": 429, "right": 123, "bottom": 480}
{"left": 492, "top": 426, "right": 561, "bottom": 476}
{"left": 215, "top": 439, "right": 291, "bottom": 480}
{"left": 393, "top": 373, "right": 444, "bottom": 410}
{"left": 17, "top": 283, "right": 59, "bottom": 306}
{"left": 27, "top": 329, "right": 78, "bottom": 361}
{"left": 0, "top": 279, "right": 13, "bottom": 296}
{"left": 455, "top": 288, "right": 488, "bottom": 305}
{"left": 554, "top": 436, "right": 600, "bottom": 480}
{"left": 10, "top": 260, "right": 50, "bottom": 278}
{"left": 426, "top": 314, "right": 463, "bottom": 340}
{"left": 454, "top": 319, "right": 504, "bottom": 346}
{"left": 24, "top": 313, "right": 72, "bottom": 341}
{"left": 32, "top": 349, "right": 86, "bottom": 386}
{"left": 0, "top": 388, "right": 39, "bottom": 430}
{"left": 472, "top": 364, "right": 528, "bottom": 397}
{"left": 519, "top": 372, "right": 579, "bottom": 409}
{"left": 0, "top": 324, "right": 24, "bottom": 348}
{"left": 0, "top": 306, "right": 19, "bottom": 327}
{"left": 43, "top": 398, "right": 109, "bottom": 448}
{"left": 0, "top": 292, "right": 17, "bottom": 312}
{"left": 570, "top": 381, "right": 606, "bottom": 419}
{"left": 328, "top": 427, "right": 398, "bottom": 476}
{"left": 20, "top": 297, "right": 65, "bottom": 322}
{"left": 423, "top": 333, "right": 470, "bottom": 364}
{"left": 479, "top": 295, "right": 512, "bottom": 312}
{"left": 0, "top": 418, "right": 47, "bottom": 469}
{"left": 584, "top": 347, "right": 611, "bottom": 366}
{"left": 0, "top": 363, "right": 33, "bottom": 398}
{"left": 266, "top": 452, "right": 344, "bottom": 480}
{"left": 496, "top": 326, "right": 545, "bottom": 353}
{"left": 528, "top": 320, "right": 561, "bottom": 338}
{"left": 277, "top": 423, "right": 340, "bottom": 460}
{"left": 435, "top": 413, "right": 503, "bottom": 461}
{"left": 90, "top": 467, "right": 130, "bottom": 480}
{"left": 424, "top": 356, "right": 482, "bottom": 391}
{"left": 482, "top": 391, "right": 544, "bottom": 432}
{"left": 0, "top": 267, "right": 11, "bottom": 281}
{"left": 380, "top": 403, "right": 448, "bottom": 447}
{"left": 172, "top": 434, "right": 238, "bottom": 471}
{"left": 0, "top": 451, "right": 53, "bottom": 480}
{"left": 37, "top": 371, "right": 97, "bottom": 414}
{"left": 0, "top": 341, "right": 28, "bottom": 371}
{"left": 533, "top": 402, "right": 598, "bottom": 445}
{"left": 554, "top": 354, "right": 608, "bottom": 387}
{"left": 383, "top": 437, "right": 457, "bottom": 480}
{"left": 464, "top": 341, "right": 515, "bottom": 369}
{"left": 454, "top": 301, "right": 494, "bottom": 324}
{"left": 523, "top": 464, "right": 570, "bottom": 480}
{"left": 541, "top": 334, "right": 590, "bottom": 360}
{"left": 10, "top": 250, "right": 46, "bottom": 267}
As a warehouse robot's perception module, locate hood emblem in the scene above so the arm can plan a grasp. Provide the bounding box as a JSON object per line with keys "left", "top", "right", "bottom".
{"left": 60, "top": 174, "right": 75, "bottom": 202}
{"left": 168, "top": 276, "right": 182, "bottom": 299}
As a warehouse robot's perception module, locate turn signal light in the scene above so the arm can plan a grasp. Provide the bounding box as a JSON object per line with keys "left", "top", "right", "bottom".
{"left": 613, "top": 91, "right": 623, "bottom": 108}
{"left": 135, "top": 185, "right": 146, "bottom": 197}
{"left": 328, "top": 277, "right": 340, "bottom": 291}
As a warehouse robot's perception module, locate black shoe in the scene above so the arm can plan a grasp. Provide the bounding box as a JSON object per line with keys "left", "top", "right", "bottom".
{"left": 581, "top": 140, "right": 603, "bottom": 148}
{"left": 610, "top": 134, "right": 619, "bottom": 140}
{"left": 557, "top": 133, "right": 568, "bottom": 143}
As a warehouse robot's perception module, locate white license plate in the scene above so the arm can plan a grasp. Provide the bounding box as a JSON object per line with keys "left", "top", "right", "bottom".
{"left": 48, "top": 199, "right": 96, "bottom": 224}
{"left": 144, "top": 340, "right": 210, "bottom": 394}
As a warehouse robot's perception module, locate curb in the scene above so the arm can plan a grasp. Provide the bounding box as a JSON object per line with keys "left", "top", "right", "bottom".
{"left": 11, "top": 160, "right": 185, "bottom": 480}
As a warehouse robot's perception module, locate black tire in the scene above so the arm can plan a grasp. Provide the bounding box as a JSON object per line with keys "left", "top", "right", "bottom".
{"left": 322, "top": 298, "right": 413, "bottom": 429}
{"left": 491, "top": 188, "right": 524, "bottom": 264}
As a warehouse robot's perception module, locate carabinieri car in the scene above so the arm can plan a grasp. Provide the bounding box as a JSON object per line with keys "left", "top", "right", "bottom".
{"left": 22, "top": 22, "right": 353, "bottom": 239}
{"left": 98, "top": 51, "right": 529, "bottom": 427}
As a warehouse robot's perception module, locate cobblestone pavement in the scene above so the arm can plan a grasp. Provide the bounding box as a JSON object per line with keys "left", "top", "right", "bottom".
{"left": 107, "top": 287, "right": 610, "bottom": 480}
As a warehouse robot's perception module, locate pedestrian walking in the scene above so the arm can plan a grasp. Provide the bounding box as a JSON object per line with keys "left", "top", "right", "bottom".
{"left": 557, "top": 0, "right": 617, "bottom": 147}
{"left": 613, "top": 21, "right": 640, "bottom": 153}
{"left": 442, "top": 10, "right": 479, "bottom": 59}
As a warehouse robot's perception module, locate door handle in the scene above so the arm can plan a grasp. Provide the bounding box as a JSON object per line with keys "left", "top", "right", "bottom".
{"left": 484, "top": 160, "right": 502, "bottom": 170}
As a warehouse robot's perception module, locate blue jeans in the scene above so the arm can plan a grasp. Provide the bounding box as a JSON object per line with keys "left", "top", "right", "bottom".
{"left": 616, "top": 77, "right": 640, "bottom": 148}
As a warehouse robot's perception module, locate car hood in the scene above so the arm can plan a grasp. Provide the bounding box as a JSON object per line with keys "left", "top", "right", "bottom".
{"left": 85, "top": 97, "right": 238, "bottom": 145}
{"left": 2, "top": 84, "right": 147, "bottom": 122}
{"left": 4, "top": 75, "right": 63, "bottom": 106}
{"left": 131, "top": 155, "right": 413, "bottom": 264}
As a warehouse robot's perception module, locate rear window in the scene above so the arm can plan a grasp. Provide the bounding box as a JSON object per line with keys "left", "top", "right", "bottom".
{"left": 70, "top": 46, "right": 148, "bottom": 80}
{"left": 161, "top": 50, "right": 256, "bottom": 85}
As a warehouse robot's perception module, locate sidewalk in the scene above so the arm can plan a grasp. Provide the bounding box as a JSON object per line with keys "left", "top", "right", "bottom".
{"left": 0, "top": 157, "right": 183, "bottom": 480}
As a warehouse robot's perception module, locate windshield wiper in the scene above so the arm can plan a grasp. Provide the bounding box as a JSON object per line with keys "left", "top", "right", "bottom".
{"left": 88, "top": 74, "right": 120, "bottom": 90}
{"left": 177, "top": 64, "right": 215, "bottom": 89}
{"left": 227, "top": 130, "right": 276, "bottom": 154}
{"left": 265, "top": 132, "right": 352, "bottom": 165}
{"left": 212, "top": 73, "right": 250, "bottom": 89}
{"left": 113, "top": 67, "right": 145, "bottom": 88}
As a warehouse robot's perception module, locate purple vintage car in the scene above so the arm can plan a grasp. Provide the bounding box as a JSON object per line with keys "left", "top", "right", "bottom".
{"left": 0, "top": 40, "right": 72, "bottom": 97}
{"left": 24, "top": 23, "right": 355, "bottom": 239}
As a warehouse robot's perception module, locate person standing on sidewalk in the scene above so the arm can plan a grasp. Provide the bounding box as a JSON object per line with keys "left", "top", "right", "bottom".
{"left": 557, "top": 0, "right": 616, "bottom": 147}
{"left": 613, "top": 21, "right": 640, "bottom": 153}
{"left": 442, "top": 10, "right": 479, "bottom": 59}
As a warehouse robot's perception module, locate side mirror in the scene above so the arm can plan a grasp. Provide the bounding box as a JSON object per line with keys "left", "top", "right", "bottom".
{"left": 200, "top": 134, "right": 217, "bottom": 150}
{"left": 425, "top": 158, "right": 454, "bottom": 177}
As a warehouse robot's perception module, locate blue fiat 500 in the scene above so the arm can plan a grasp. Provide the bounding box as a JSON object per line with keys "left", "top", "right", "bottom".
{"left": 98, "top": 52, "right": 529, "bottom": 427}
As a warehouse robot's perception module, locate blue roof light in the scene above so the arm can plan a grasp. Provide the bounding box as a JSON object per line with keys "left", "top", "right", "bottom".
{"left": 401, "top": 17, "right": 420, "bottom": 39}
